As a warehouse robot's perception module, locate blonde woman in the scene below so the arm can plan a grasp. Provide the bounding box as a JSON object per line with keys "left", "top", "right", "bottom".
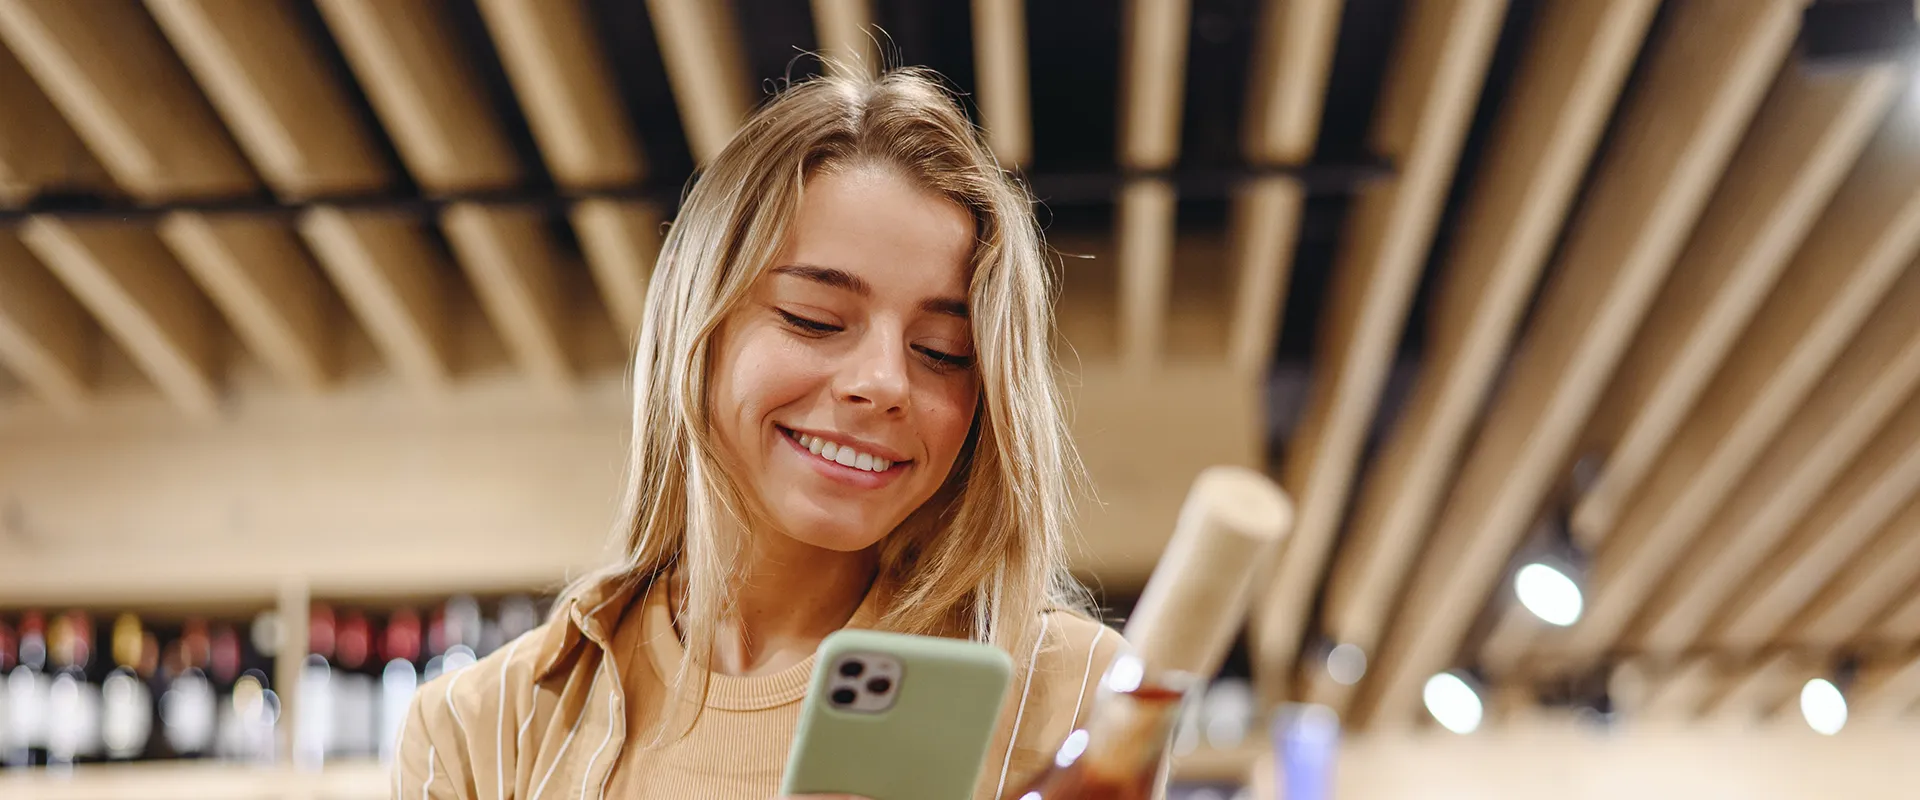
{"left": 394, "top": 67, "right": 1126, "bottom": 799}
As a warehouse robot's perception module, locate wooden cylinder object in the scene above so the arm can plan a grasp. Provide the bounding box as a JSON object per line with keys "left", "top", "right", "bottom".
{"left": 1123, "top": 465, "right": 1294, "bottom": 677}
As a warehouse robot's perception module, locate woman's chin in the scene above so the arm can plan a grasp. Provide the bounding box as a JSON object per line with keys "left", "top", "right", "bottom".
{"left": 776, "top": 516, "right": 891, "bottom": 553}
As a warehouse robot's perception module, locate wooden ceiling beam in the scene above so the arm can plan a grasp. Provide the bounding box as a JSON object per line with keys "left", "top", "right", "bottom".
{"left": 313, "top": 0, "right": 521, "bottom": 193}
{"left": 971, "top": 0, "right": 1031, "bottom": 168}
{"left": 1876, "top": 590, "right": 1920, "bottom": 649}
{"left": 1118, "top": 0, "right": 1192, "bottom": 170}
{"left": 0, "top": 234, "right": 89, "bottom": 414}
{"left": 1252, "top": 1, "right": 1507, "bottom": 703}
{"left": 1633, "top": 264, "right": 1920, "bottom": 657}
{"left": 1306, "top": 0, "right": 1657, "bottom": 706}
{"left": 644, "top": 0, "right": 753, "bottom": 165}
{"left": 1702, "top": 652, "right": 1810, "bottom": 725}
{"left": 1116, "top": 179, "right": 1175, "bottom": 373}
{"left": 1352, "top": 0, "right": 1798, "bottom": 727}
{"left": 1224, "top": 177, "right": 1304, "bottom": 377}
{"left": 473, "top": 0, "right": 643, "bottom": 189}
{"left": 157, "top": 213, "right": 333, "bottom": 391}
{"left": 1640, "top": 656, "right": 1720, "bottom": 722}
{"left": 0, "top": 31, "right": 107, "bottom": 205}
{"left": 21, "top": 217, "right": 219, "bottom": 417}
{"left": 144, "top": 0, "right": 392, "bottom": 198}
{"left": 1550, "top": 108, "right": 1920, "bottom": 667}
{"left": 570, "top": 199, "right": 662, "bottom": 343}
{"left": 812, "top": 0, "right": 877, "bottom": 77}
{"left": 1573, "top": 65, "right": 1902, "bottom": 541}
{"left": 1851, "top": 650, "right": 1920, "bottom": 722}
{"left": 441, "top": 204, "right": 572, "bottom": 395}
{"left": 0, "top": 0, "right": 255, "bottom": 201}
{"left": 1783, "top": 493, "right": 1920, "bottom": 651}
{"left": 1707, "top": 353, "right": 1920, "bottom": 652}
{"left": 297, "top": 208, "right": 452, "bottom": 394}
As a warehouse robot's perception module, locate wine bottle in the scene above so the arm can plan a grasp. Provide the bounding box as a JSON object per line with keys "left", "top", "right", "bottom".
{"left": 0, "top": 616, "right": 13, "bottom": 766}
{"left": 378, "top": 608, "right": 421, "bottom": 765}
{"left": 295, "top": 603, "right": 335, "bottom": 771}
{"left": 332, "top": 610, "right": 376, "bottom": 759}
{"left": 101, "top": 615, "right": 154, "bottom": 761}
{"left": 161, "top": 619, "right": 218, "bottom": 759}
{"left": 1014, "top": 466, "right": 1292, "bottom": 798}
{"left": 5, "top": 611, "right": 50, "bottom": 768}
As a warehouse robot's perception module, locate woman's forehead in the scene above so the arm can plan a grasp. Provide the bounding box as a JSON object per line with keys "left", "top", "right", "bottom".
{"left": 776, "top": 164, "right": 975, "bottom": 297}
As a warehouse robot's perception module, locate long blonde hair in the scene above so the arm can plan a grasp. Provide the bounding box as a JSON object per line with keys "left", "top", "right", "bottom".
{"left": 564, "top": 66, "right": 1088, "bottom": 715}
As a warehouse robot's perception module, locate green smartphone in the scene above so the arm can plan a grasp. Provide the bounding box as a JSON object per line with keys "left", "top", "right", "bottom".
{"left": 781, "top": 629, "right": 1014, "bottom": 800}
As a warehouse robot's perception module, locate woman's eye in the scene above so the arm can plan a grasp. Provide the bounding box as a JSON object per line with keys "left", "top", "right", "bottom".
{"left": 916, "top": 346, "right": 975, "bottom": 370}
{"left": 776, "top": 309, "right": 840, "bottom": 335}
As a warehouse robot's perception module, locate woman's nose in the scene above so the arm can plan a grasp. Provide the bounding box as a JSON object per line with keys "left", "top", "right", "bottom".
{"left": 836, "top": 331, "right": 910, "bottom": 414}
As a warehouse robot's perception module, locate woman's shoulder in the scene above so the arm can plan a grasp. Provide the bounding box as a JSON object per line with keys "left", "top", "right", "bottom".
{"left": 1021, "top": 610, "right": 1129, "bottom": 721}
{"left": 401, "top": 621, "right": 558, "bottom": 747}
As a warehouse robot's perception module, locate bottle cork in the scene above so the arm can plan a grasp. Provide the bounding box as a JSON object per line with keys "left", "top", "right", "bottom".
{"left": 1122, "top": 465, "right": 1293, "bottom": 678}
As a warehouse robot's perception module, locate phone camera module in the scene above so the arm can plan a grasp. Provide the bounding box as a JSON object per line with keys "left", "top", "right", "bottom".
{"left": 838, "top": 659, "right": 865, "bottom": 678}
{"left": 866, "top": 677, "right": 892, "bottom": 695}
{"left": 830, "top": 688, "right": 858, "bottom": 706}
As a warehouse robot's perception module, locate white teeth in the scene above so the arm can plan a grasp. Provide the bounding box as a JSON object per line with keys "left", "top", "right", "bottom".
{"left": 789, "top": 429, "right": 896, "bottom": 472}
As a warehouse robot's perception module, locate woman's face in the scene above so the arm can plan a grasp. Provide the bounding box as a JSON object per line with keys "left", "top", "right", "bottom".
{"left": 710, "top": 162, "right": 981, "bottom": 553}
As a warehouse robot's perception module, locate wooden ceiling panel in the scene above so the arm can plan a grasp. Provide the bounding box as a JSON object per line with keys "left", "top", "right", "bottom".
{"left": 297, "top": 207, "right": 452, "bottom": 395}
{"left": 1119, "top": 0, "right": 1192, "bottom": 170}
{"left": 0, "top": 232, "right": 90, "bottom": 414}
{"left": 157, "top": 212, "right": 334, "bottom": 391}
{"left": 1241, "top": 0, "right": 1342, "bottom": 166}
{"left": 1876, "top": 591, "right": 1920, "bottom": 651}
{"left": 1851, "top": 650, "right": 1920, "bottom": 721}
{"left": 643, "top": 0, "right": 753, "bottom": 165}
{"left": 0, "top": 29, "right": 108, "bottom": 205}
{"left": 971, "top": 0, "right": 1031, "bottom": 168}
{"left": 312, "top": 0, "right": 522, "bottom": 193}
{"left": 21, "top": 217, "right": 220, "bottom": 417}
{"left": 1252, "top": 0, "right": 1507, "bottom": 702}
{"left": 570, "top": 199, "right": 662, "bottom": 343}
{"left": 1549, "top": 118, "right": 1920, "bottom": 667}
{"left": 473, "top": 0, "right": 644, "bottom": 189}
{"left": 1352, "top": 0, "right": 1798, "bottom": 727}
{"left": 1224, "top": 176, "right": 1304, "bottom": 377}
{"left": 1701, "top": 652, "right": 1811, "bottom": 725}
{"left": 1640, "top": 656, "right": 1721, "bottom": 722}
{"left": 812, "top": 0, "right": 877, "bottom": 78}
{"left": 1116, "top": 178, "right": 1176, "bottom": 373}
{"left": 145, "top": 0, "right": 393, "bottom": 198}
{"left": 1783, "top": 493, "right": 1920, "bottom": 652}
{"left": 1309, "top": 0, "right": 1658, "bottom": 706}
{"left": 1573, "top": 65, "right": 1902, "bottom": 541}
{"left": 0, "top": 0, "right": 256, "bottom": 201}
{"left": 441, "top": 203, "right": 573, "bottom": 396}
{"left": 1633, "top": 260, "right": 1920, "bottom": 657}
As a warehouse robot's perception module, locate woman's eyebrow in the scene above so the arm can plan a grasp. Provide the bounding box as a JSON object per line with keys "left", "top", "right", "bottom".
{"left": 921, "top": 297, "right": 969, "bottom": 318}
{"left": 771, "top": 263, "right": 870, "bottom": 295}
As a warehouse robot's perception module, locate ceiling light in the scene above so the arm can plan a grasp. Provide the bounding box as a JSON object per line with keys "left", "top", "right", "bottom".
{"left": 1800, "top": 678, "right": 1847, "bottom": 736}
{"left": 1423, "top": 670, "right": 1484, "bottom": 735}
{"left": 1326, "top": 643, "right": 1367, "bottom": 686}
{"left": 1515, "top": 561, "right": 1584, "bottom": 626}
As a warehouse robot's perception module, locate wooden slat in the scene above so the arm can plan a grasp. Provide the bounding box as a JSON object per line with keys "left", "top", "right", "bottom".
{"left": 971, "top": 0, "right": 1030, "bottom": 167}
{"left": 441, "top": 204, "right": 572, "bottom": 395}
{"left": 1877, "top": 591, "right": 1920, "bottom": 649}
{"left": 1352, "top": 0, "right": 1798, "bottom": 727}
{"left": 1118, "top": 0, "right": 1192, "bottom": 169}
{"left": 1707, "top": 369, "right": 1920, "bottom": 652}
{"left": 1851, "top": 651, "right": 1920, "bottom": 721}
{"left": 157, "top": 213, "right": 333, "bottom": 391}
{"left": 644, "top": 0, "right": 753, "bottom": 165}
{"left": 312, "top": 0, "right": 521, "bottom": 193}
{"left": 21, "top": 217, "right": 219, "bottom": 417}
{"left": 812, "top": 0, "right": 876, "bottom": 77}
{"left": 0, "top": 31, "right": 108, "bottom": 205}
{"left": 1783, "top": 494, "right": 1920, "bottom": 651}
{"left": 0, "top": 0, "right": 255, "bottom": 200}
{"left": 1116, "top": 179, "right": 1175, "bottom": 372}
{"left": 1225, "top": 177, "right": 1304, "bottom": 376}
{"left": 1641, "top": 656, "right": 1720, "bottom": 722}
{"left": 1633, "top": 266, "right": 1920, "bottom": 657}
{"left": 297, "top": 207, "right": 452, "bottom": 394}
{"left": 1478, "top": 596, "right": 1540, "bottom": 678}
{"left": 1574, "top": 66, "right": 1902, "bottom": 540}
{"left": 1702, "top": 653, "right": 1808, "bottom": 725}
{"left": 1309, "top": 0, "right": 1657, "bottom": 702}
{"left": 473, "top": 0, "right": 644, "bottom": 189}
{"left": 1252, "top": 1, "right": 1507, "bottom": 700}
{"left": 1553, "top": 127, "right": 1920, "bottom": 666}
{"left": 0, "top": 233, "right": 89, "bottom": 414}
{"left": 570, "top": 199, "right": 661, "bottom": 342}
{"left": 1241, "top": 0, "right": 1343, "bottom": 165}
{"left": 144, "top": 0, "right": 392, "bottom": 198}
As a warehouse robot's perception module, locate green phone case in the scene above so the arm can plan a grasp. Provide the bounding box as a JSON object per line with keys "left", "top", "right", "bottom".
{"left": 781, "top": 629, "right": 1014, "bottom": 800}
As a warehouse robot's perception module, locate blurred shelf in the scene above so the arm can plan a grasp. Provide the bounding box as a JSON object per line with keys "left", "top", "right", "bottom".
{"left": 0, "top": 760, "right": 386, "bottom": 800}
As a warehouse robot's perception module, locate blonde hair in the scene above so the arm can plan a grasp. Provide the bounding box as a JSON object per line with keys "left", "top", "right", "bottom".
{"left": 563, "top": 66, "right": 1089, "bottom": 722}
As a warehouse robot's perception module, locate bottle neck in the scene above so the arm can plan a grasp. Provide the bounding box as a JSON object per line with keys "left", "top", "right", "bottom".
{"left": 1066, "top": 656, "right": 1198, "bottom": 782}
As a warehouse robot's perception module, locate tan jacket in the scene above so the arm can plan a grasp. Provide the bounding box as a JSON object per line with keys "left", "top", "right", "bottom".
{"left": 392, "top": 575, "right": 1126, "bottom": 799}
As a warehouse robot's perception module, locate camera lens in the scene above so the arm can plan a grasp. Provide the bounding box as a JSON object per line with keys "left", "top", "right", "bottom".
{"left": 866, "top": 677, "right": 892, "bottom": 694}
{"left": 838, "top": 659, "right": 865, "bottom": 678}
{"left": 831, "top": 688, "right": 858, "bottom": 705}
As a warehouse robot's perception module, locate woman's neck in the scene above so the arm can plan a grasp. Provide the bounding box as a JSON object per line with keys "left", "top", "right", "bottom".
{"left": 682, "top": 533, "right": 879, "bottom": 677}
